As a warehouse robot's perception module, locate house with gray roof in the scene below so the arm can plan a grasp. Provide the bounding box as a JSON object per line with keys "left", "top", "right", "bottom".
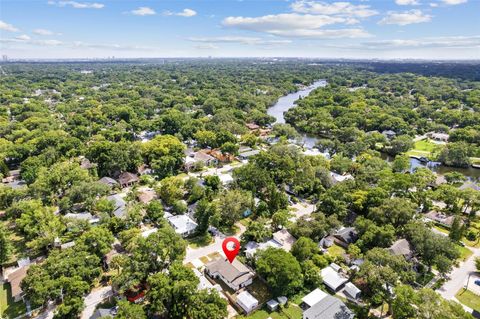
{"left": 388, "top": 239, "right": 413, "bottom": 260}
{"left": 98, "top": 177, "right": 119, "bottom": 188}
{"left": 321, "top": 264, "right": 348, "bottom": 292}
{"left": 301, "top": 288, "right": 354, "bottom": 319}
{"left": 91, "top": 308, "right": 115, "bottom": 319}
{"left": 333, "top": 227, "right": 358, "bottom": 248}
{"left": 205, "top": 258, "right": 254, "bottom": 291}
{"left": 107, "top": 194, "right": 127, "bottom": 219}
{"left": 118, "top": 172, "right": 139, "bottom": 188}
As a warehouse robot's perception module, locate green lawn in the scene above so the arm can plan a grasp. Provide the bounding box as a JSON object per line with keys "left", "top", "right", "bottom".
{"left": 457, "top": 245, "right": 473, "bottom": 262}
{"left": 187, "top": 233, "right": 214, "bottom": 248}
{"left": 327, "top": 244, "right": 346, "bottom": 258}
{"left": 236, "top": 304, "right": 302, "bottom": 319}
{"left": 414, "top": 140, "right": 437, "bottom": 152}
{"left": 433, "top": 225, "right": 450, "bottom": 235}
{"left": 456, "top": 289, "right": 480, "bottom": 311}
{"left": 0, "top": 283, "right": 27, "bottom": 319}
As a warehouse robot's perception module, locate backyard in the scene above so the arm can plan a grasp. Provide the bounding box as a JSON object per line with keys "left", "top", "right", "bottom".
{"left": 0, "top": 283, "right": 27, "bottom": 319}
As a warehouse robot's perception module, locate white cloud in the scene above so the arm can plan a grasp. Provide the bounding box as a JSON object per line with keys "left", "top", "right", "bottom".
{"left": 222, "top": 13, "right": 371, "bottom": 38}
{"left": 0, "top": 20, "right": 19, "bottom": 32}
{"left": 395, "top": 0, "right": 420, "bottom": 5}
{"left": 1, "top": 37, "right": 150, "bottom": 51}
{"left": 379, "top": 10, "right": 432, "bottom": 25}
{"left": 290, "top": 1, "right": 378, "bottom": 18}
{"left": 1, "top": 38, "right": 63, "bottom": 46}
{"left": 33, "top": 28, "right": 54, "bottom": 35}
{"left": 163, "top": 8, "right": 197, "bottom": 17}
{"left": 440, "top": 0, "right": 467, "bottom": 4}
{"left": 194, "top": 44, "right": 219, "bottom": 50}
{"left": 48, "top": 1, "right": 104, "bottom": 9}
{"left": 362, "top": 35, "right": 480, "bottom": 49}
{"left": 188, "top": 36, "right": 292, "bottom": 45}
{"left": 429, "top": 2, "right": 439, "bottom": 6}
{"left": 15, "top": 34, "right": 31, "bottom": 41}
{"left": 131, "top": 7, "right": 156, "bottom": 16}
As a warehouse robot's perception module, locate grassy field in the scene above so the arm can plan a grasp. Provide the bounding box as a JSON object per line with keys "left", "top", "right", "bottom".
{"left": 187, "top": 233, "right": 214, "bottom": 248}
{"left": 456, "top": 289, "right": 480, "bottom": 311}
{"left": 236, "top": 304, "right": 302, "bottom": 319}
{"left": 0, "top": 283, "right": 27, "bottom": 319}
{"left": 328, "top": 244, "right": 346, "bottom": 258}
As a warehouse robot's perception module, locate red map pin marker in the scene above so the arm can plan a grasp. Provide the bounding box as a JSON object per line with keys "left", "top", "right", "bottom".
{"left": 222, "top": 237, "right": 240, "bottom": 263}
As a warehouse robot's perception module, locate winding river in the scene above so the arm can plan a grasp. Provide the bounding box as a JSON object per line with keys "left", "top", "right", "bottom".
{"left": 267, "top": 80, "right": 480, "bottom": 181}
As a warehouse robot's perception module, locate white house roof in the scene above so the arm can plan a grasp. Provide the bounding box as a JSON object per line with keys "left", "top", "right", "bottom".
{"left": 237, "top": 291, "right": 258, "bottom": 309}
{"left": 141, "top": 228, "right": 158, "bottom": 238}
{"left": 219, "top": 173, "right": 234, "bottom": 185}
{"left": 321, "top": 266, "right": 348, "bottom": 291}
{"left": 302, "top": 288, "right": 328, "bottom": 307}
{"left": 168, "top": 215, "right": 198, "bottom": 234}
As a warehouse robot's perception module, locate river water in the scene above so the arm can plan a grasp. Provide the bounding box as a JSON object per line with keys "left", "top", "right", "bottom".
{"left": 267, "top": 80, "right": 480, "bottom": 181}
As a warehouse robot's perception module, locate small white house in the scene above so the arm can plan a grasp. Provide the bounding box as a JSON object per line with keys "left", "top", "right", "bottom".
{"left": 236, "top": 291, "right": 258, "bottom": 314}
{"left": 167, "top": 215, "right": 198, "bottom": 237}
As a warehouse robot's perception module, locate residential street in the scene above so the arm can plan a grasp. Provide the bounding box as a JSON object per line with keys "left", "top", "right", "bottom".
{"left": 438, "top": 246, "right": 480, "bottom": 300}
{"left": 80, "top": 286, "right": 113, "bottom": 319}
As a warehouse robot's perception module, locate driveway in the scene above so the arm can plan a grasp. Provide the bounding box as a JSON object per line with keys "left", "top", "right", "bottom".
{"left": 438, "top": 246, "right": 480, "bottom": 300}
{"left": 80, "top": 286, "right": 113, "bottom": 319}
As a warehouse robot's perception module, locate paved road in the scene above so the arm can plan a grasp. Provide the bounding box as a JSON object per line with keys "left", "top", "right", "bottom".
{"left": 80, "top": 286, "right": 113, "bottom": 319}
{"left": 438, "top": 246, "right": 480, "bottom": 300}
{"left": 184, "top": 223, "right": 246, "bottom": 264}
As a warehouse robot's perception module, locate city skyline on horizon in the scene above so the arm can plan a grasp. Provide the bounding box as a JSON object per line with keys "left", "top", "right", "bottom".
{"left": 1, "top": 0, "right": 479, "bottom": 60}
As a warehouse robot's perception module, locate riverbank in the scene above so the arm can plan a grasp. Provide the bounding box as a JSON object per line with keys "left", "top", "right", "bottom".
{"left": 266, "top": 80, "right": 480, "bottom": 181}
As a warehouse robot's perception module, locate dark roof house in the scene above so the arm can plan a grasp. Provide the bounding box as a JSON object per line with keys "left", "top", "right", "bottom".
{"left": 333, "top": 227, "right": 358, "bottom": 248}
{"left": 118, "top": 172, "right": 139, "bottom": 188}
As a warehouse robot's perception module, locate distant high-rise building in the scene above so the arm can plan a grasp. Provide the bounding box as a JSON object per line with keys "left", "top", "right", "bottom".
{"left": 2, "top": 55, "right": 8, "bottom": 62}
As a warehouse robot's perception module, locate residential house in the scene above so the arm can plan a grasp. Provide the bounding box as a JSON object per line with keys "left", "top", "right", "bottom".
{"left": 184, "top": 150, "right": 218, "bottom": 171}
{"left": 219, "top": 173, "right": 234, "bottom": 186}
{"left": 192, "top": 268, "right": 222, "bottom": 292}
{"left": 424, "top": 211, "right": 458, "bottom": 228}
{"left": 321, "top": 264, "right": 348, "bottom": 292}
{"left": 333, "top": 227, "right": 358, "bottom": 248}
{"left": 118, "top": 172, "right": 139, "bottom": 188}
{"left": 330, "top": 172, "right": 354, "bottom": 184}
{"left": 5, "top": 259, "right": 31, "bottom": 302}
{"left": 91, "top": 308, "right": 116, "bottom": 319}
{"left": 246, "top": 123, "right": 260, "bottom": 131}
{"left": 236, "top": 291, "right": 259, "bottom": 314}
{"left": 98, "top": 177, "right": 119, "bottom": 188}
{"left": 107, "top": 194, "right": 127, "bottom": 219}
{"left": 388, "top": 239, "right": 413, "bottom": 260}
{"left": 272, "top": 229, "right": 296, "bottom": 251}
{"left": 79, "top": 157, "right": 96, "bottom": 170}
{"left": 382, "top": 130, "right": 397, "bottom": 140}
{"left": 167, "top": 214, "right": 198, "bottom": 237}
{"left": 137, "top": 188, "right": 157, "bottom": 204}
{"left": 428, "top": 132, "right": 449, "bottom": 143}
{"left": 238, "top": 149, "right": 261, "bottom": 161}
{"left": 300, "top": 288, "right": 354, "bottom": 319}
{"left": 64, "top": 212, "right": 99, "bottom": 225}
{"left": 205, "top": 258, "right": 255, "bottom": 291}
{"left": 245, "top": 229, "right": 296, "bottom": 258}
{"left": 343, "top": 282, "right": 361, "bottom": 301}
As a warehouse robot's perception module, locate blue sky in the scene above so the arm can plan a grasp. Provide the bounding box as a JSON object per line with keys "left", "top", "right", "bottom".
{"left": 0, "top": 0, "right": 479, "bottom": 59}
